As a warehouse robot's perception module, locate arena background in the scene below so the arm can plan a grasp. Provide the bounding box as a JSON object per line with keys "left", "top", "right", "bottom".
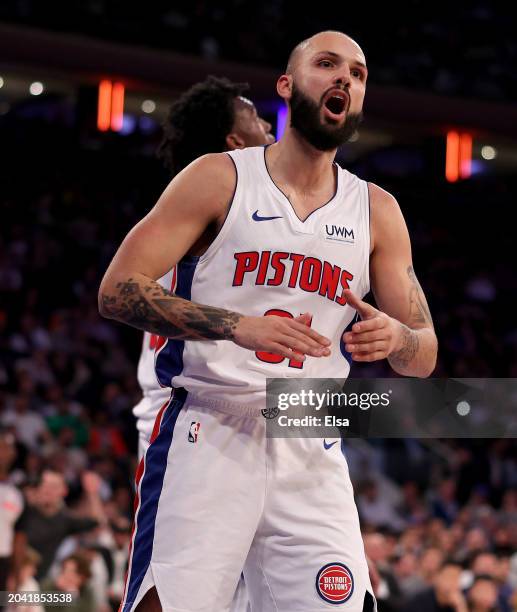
{"left": 0, "top": 3, "right": 516, "bottom": 611}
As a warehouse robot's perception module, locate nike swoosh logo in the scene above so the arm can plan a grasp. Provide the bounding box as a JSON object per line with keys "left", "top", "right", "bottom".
{"left": 323, "top": 440, "right": 338, "bottom": 450}
{"left": 252, "top": 210, "right": 282, "bottom": 222}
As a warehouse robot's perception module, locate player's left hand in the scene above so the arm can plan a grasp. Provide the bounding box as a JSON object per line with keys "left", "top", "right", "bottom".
{"left": 341, "top": 289, "right": 403, "bottom": 362}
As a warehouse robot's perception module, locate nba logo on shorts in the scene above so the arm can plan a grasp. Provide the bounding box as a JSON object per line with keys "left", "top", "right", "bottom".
{"left": 188, "top": 421, "right": 200, "bottom": 443}
{"left": 316, "top": 562, "right": 354, "bottom": 604}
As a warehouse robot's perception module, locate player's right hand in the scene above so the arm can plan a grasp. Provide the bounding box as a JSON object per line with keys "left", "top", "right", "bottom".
{"left": 232, "top": 313, "right": 331, "bottom": 362}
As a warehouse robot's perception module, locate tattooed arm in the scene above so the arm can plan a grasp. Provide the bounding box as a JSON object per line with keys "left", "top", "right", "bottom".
{"left": 98, "top": 154, "right": 237, "bottom": 336}
{"left": 100, "top": 273, "right": 243, "bottom": 340}
{"left": 99, "top": 154, "right": 331, "bottom": 360}
{"left": 342, "top": 183, "right": 437, "bottom": 377}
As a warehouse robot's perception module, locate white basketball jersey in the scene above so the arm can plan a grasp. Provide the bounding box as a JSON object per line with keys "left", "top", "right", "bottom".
{"left": 135, "top": 268, "right": 176, "bottom": 398}
{"left": 155, "top": 146, "right": 370, "bottom": 409}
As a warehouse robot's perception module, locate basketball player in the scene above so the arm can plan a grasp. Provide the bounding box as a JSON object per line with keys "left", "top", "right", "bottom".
{"left": 134, "top": 76, "right": 274, "bottom": 460}
{"left": 100, "top": 31, "right": 437, "bottom": 612}
{"left": 134, "top": 76, "right": 273, "bottom": 612}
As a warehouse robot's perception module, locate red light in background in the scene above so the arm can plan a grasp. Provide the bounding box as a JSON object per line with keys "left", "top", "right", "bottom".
{"left": 110, "top": 83, "right": 125, "bottom": 132}
{"left": 445, "top": 131, "right": 472, "bottom": 182}
{"left": 97, "top": 80, "right": 125, "bottom": 132}
{"left": 459, "top": 133, "right": 472, "bottom": 179}
{"left": 97, "top": 80, "right": 112, "bottom": 132}
{"left": 446, "top": 131, "right": 459, "bottom": 183}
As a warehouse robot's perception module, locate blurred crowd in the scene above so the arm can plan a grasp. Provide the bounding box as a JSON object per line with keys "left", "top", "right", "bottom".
{"left": 1, "top": 1, "right": 516, "bottom": 103}
{"left": 0, "top": 431, "right": 135, "bottom": 611}
{"left": 0, "top": 114, "right": 516, "bottom": 611}
{"left": 346, "top": 437, "right": 517, "bottom": 611}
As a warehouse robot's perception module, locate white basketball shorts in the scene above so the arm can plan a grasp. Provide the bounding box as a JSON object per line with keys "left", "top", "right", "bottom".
{"left": 133, "top": 390, "right": 172, "bottom": 461}
{"left": 121, "top": 388, "right": 376, "bottom": 612}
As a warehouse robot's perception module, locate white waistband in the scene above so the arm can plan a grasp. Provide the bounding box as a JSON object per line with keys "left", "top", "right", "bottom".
{"left": 183, "top": 391, "right": 264, "bottom": 418}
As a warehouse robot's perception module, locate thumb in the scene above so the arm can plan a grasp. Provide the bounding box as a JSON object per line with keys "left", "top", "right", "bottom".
{"left": 295, "top": 312, "right": 312, "bottom": 326}
{"left": 342, "top": 289, "right": 377, "bottom": 319}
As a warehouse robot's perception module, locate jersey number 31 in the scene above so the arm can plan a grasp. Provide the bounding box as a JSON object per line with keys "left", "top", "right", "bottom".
{"left": 255, "top": 309, "right": 311, "bottom": 369}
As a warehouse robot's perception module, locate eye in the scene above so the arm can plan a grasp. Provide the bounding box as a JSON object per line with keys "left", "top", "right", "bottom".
{"left": 318, "top": 59, "right": 334, "bottom": 68}
{"left": 351, "top": 69, "right": 363, "bottom": 79}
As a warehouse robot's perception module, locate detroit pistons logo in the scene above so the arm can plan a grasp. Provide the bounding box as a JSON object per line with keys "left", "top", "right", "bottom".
{"left": 316, "top": 563, "right": 354, "bottom": 605}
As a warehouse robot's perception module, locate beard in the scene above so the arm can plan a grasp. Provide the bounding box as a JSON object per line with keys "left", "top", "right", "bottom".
{"left": 289, "top": 82, "right": 363, "bottom": 151}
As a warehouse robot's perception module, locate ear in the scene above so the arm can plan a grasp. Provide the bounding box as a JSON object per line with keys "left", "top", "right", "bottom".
{"left": 277, "top": 74, "right": 292, "bottom": 101}
{"left": 226, "top": 132, "right": 246, "bottom": 150}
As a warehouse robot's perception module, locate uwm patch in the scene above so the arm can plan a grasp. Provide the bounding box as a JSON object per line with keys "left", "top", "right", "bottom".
{"left": 188, "top": 421, "right": 200, "bottom": 443}
{"left": 316, "top": 562, "right": 354, "bottom": 605}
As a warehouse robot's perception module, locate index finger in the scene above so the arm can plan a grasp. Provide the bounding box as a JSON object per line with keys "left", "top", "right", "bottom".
{"left": 287, "top": 320, "right": 331, "bottom": 346}
{"left": 342, "top": 289, "right": 377, "bottom": 319}
{"left": 352, "top": 317, "right": 385, "bottom": 334}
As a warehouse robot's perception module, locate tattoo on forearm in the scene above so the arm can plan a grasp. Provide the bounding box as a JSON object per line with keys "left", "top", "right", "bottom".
{"left": 388, "top": 325, "right": 419, "bottom": 369}
{"left": 100, "top": 277, "right": 242, "bottom": 340}
{"left": 407, "top": 266, "right": 434, "bottom": 328}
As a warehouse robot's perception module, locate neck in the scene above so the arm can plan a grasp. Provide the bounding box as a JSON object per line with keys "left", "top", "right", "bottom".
{"left": 267, "top": 127, "right": 336, "bottom": 194}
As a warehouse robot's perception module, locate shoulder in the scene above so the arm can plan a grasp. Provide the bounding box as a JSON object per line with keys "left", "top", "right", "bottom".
{"left": 156, "top": 152, "right": 236, "bottom": 221}
{"left": 184, "top": 152, "right": 236, "bottom": 180}
{"left": 367, "top": 182, "right": 408, "bottom": 253}
{"left": 175, "top": 152, "right": 236, "bottom": 198}
{"left": 367, "top": 181, "right": 400, "bottom": 214}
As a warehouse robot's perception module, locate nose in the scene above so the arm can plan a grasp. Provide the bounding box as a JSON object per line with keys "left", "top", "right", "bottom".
{"left": 260, "top": 118, "right": 275, "bottom": 143}
{"left": 261, "top": 117, "right": 272, "bottom": 132}
{"left": 333, "top": 65, "right": 352, "bottom": 89}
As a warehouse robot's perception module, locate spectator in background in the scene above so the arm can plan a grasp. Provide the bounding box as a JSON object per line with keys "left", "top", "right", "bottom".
{"left": 1, "top": 396, "right": 50, "bottom": 452}
{"left": 466, "top": 576, "right": 499, "bottom": 612}
{"left": 430, "top": 478, "right": 459, "bottom": 526}
{"left": 417, "top": 548, "right": 446, "bottom": 593}
{"left": 398, "top": 480, "right": 429, "bottom": 525}
{"left": 456, "top": 527, "right": 491, "bottom": 564}
{"left": 14, "top": 350, "right": 55, "bottom": 388}
{"left": 357, "top": 479, "right": 406, "bottom": 532}
{"left": 9, "top": 548, "right": 44, "bottom": 612}
{"left": 363, "top": 532, "right": 403, "bottom": 611}
{"left": 402, "top": 560, "right": 468, "bottom": 612}
{"left": 106, "top": 516, "right": 130, "bottom": 605}
{"left": 469, "top": 551, "right": 499, "bottom": 582}
{"left": 45, "top": 398, "right": 89, "bottom": 448}
{"left": 13, "top": 470, "right": 104, "bottom": 582}
{"left": 0, "top": 431, "right": 23, "bottom": 597}
{"left": 78, "top": 543, "right": 111, "bottom": 612}
{"left": 41, "top": 553, "right": 94, "bottom": 612}
{"left": 88, "top": 411, "right": 127, "bottom": 458}
{"left": 494, "top": 550, "right": 514, "bottom": 612}
{"left": 393, "top": 551, "right": 422, "bottom": 598}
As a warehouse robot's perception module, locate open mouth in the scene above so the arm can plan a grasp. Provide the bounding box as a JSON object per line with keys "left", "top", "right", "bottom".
{"left": 323, "top": 91, "right": 348, "bottom": 116}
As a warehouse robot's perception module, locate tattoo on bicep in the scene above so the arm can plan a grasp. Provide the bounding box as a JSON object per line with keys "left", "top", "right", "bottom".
{"left": 389, "top": 325, "right": 419, "bottom": 369}
{"left": 407, "top": 266, "right": 434, "bottom": 328}
{"left": 100, "top": 278, "right": 242, "bottom": 340}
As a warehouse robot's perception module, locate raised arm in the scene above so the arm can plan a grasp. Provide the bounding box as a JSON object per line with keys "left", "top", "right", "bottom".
{"left": 98, "top": 154, "right": 331, "bottom": 361}
{"left": 342, "top": 182, "right": 437, "bottom": 377}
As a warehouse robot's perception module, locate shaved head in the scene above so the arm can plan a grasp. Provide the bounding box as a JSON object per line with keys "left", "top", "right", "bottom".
{"left": 286, "top": 31, "right": 364, "bottom": 74}
{"left": 277, "top": 29, "right": 367, "bottom": 151}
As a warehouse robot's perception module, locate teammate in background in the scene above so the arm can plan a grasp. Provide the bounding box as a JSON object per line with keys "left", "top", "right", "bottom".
{"left": 134, "top": 76, "right": 274, "bottom": 460}
{"left": 100, "top": 31, "right": 437, "bottom": 612}
{"left": 132, "top": 76, "right": 272, "bottom": 612}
